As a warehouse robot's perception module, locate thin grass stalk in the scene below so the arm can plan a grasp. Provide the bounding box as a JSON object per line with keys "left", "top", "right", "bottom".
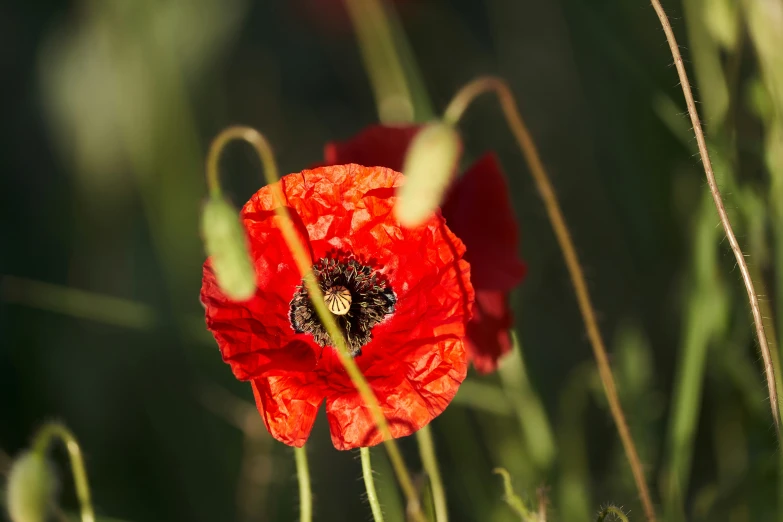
{"left": 206, "top": 126, "right": 425, "bottom": 522}
{"left": 442, "top": 76, "right": 657, "bottom": 522}
{"left": 647, "top": 0, "right": 782, "bottom": 438}
{"left": 741, "top": 4, "right": 783, "bottom": 517}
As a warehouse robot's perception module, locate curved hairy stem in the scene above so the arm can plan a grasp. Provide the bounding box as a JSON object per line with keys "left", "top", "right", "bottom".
{"left": 32, "top": 422, "right": 94, "bottom": 522}
{"left": 444, "top": 77, "right": 656, "bottom": 522}
{"left": 647, "top": 0, "right": 781, "bottom": 436}
{"left": 361, "top": 448, "right": 386, "bottom": 522}
{"left": 206, "top": 126, "right": 425, "bottom": 522}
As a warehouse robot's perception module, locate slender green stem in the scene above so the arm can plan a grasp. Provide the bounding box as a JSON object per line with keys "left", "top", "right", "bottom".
{"left": 32, "top": 422, "right": 94, "bottom": 522}
{"left": 361, "top": 448, "right": 386, "bottom": 522}
{"left": 294, "top": 446, "right": 312, "bottom": 522}
{"left": 206, "top": 126, "right": 425, "bottom": 522}
{"left": 343, "top": 0, "right": 415, "bottom": 123}
{"left": 556, "top": 364, "right": 595, "bottom": 522}
{"left": 499, "top": 332, "right": 556, "bottom": 471}
{"left": 443, "top": 77, "right": 656, "bottom": 522}
{"left": 416, "top": 425, "right": 448, "bottom": 522}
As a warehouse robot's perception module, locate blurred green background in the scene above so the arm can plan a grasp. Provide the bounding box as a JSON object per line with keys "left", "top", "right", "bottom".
{"left": 2, "top": 0, "right": 782, "bottom": 521}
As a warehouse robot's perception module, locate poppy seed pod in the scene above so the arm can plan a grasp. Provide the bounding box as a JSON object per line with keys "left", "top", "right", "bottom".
{"left": 201, "top": 197, "right": 256, "bottom": 301}
{"left": 396, "top": 122, "right": 461, "bottom": 227}
{"left": 6, "top": 452, "right": 56, "bottom": 522}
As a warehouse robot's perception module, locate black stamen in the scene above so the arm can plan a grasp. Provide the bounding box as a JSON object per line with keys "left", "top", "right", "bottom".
{"left": 289, "top": 255, "right": 396, "bottom": 356}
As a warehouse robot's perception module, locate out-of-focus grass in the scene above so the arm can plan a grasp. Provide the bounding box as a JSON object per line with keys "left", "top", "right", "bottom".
{"left": 0, "top": 275, "right": 213, "bottom": 345}
{"left": 39, "top": 0, "right": 247, "bottom": 314}
{"left": 2, "top": 276, "right": 155, "bottom": 331}
{"left": 498, "top": 333, "right": 555, "bottom": 474}
{"left": 555, "top": 362, "right": 595, "bottom": 522}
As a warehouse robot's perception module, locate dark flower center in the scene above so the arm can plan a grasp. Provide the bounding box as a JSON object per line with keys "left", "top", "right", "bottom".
{"left": 289, "top": 256, "right": 396, "bottom": 357}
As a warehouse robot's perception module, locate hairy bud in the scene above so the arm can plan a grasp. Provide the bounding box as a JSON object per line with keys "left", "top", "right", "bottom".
{"left": 396, "top": 122, "right": 461, "bottom": 227}
{"left": 6, "top": 452, "right": 56, "bottom": 522}
{"left": 201, "top": 197, "right": 256, "bottom": 301}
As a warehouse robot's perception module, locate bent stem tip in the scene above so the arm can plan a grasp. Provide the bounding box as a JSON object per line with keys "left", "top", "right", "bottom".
{"left": 32, "top": 422, "right": 95, "bottom": 522}
{"left": 444, "top": 77, "right": 657, "bottom": 522}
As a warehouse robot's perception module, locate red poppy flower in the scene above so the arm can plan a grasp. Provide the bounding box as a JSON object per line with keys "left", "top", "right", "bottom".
{"left": 324, "top": 125, "right": 526, "bottom": 373}
{"left": 201, "top": 164, "right": 474, "bottom": 449}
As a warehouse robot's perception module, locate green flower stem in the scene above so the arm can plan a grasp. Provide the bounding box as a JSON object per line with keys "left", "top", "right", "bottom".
{"left": 294, "top": 446, "right": 312, "bottom": 522}
{"left": 442, "top": 76, "right": 656, "bottom": 522}
{"left": 416, "top": 424, "right": 448, "bottom": 522}
{"left": 205, "top": 126, "right": 425, "bottom": 522}
{"left": 556, "top": 364, "right": 595, "bottom": 521}
{"left": 32, "top": 422, "right": 95, "bottom": 522}
{"left": 343, "top": 0, "right": 416, "bottom": 123}
{"left": 499, "top": 332, "right": 555, "bottom": 472}
{"left": 360, "top": 448, "right": 385, "bottom": 522}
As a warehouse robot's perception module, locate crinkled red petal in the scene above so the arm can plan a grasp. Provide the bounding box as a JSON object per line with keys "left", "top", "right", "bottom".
{"left": 441, "top": 154, "right": 526, "bottom": 373}
{"left": 465, "top": 290, "right": 514, "bottom": 374}
{"left": 251, "top": 375, "right": 324, "bottom": 447}
{"left": 325, "top": 128, "right": 526, "bottom": 373}
{"left": 201, "top": 164, "right": 473, "bottom": 449}
{"left": 441, "top": 153, "right": 526, "bottom": 290}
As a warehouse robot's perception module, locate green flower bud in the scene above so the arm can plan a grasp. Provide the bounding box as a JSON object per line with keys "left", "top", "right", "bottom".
{"left": 201, "top": 197, "right": 256, "bottom": 301}
{"left": 6, "top": 452, "right": 56, "bottom": 522}
{"left": 396, "top": 122, "right": 461, "bottom": 228}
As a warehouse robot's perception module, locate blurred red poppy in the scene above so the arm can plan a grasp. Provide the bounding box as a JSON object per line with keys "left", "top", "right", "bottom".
{"left": 324, "top": 125, "right": 526, "bottom": 373}
{"left": 201, "top": 164, "right": 474, "bottom": 449}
